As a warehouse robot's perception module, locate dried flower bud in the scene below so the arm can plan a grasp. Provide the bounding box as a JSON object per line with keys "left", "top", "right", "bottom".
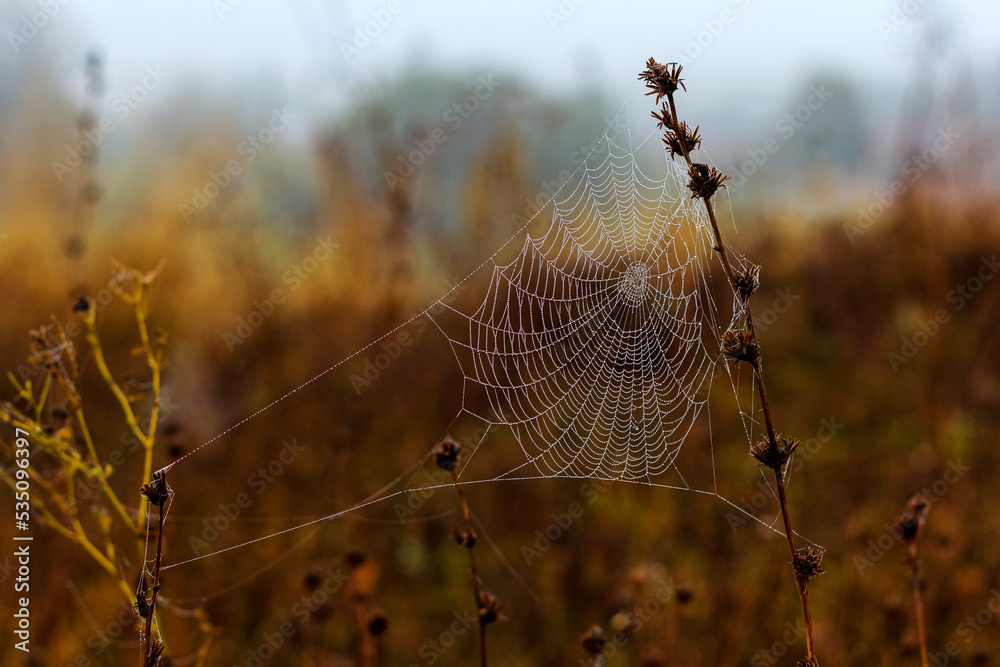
{"left": 796, "top": 660, "right": 819, "bottom": 667}
{"left": 345, "top": 547, "right": 368, "bottom": 569}
{"left": 721, "top": 328, "right": 759, "bottom": 363}
{"left": 452, "top": 524, "right": 477, "bottom": 549}
{"left": 581, "top": 624, "right": 607, "bottom": 657}
{"left": 638, "top": 58, "right": 685, "bottom": 103}
{"left": 750, "top": 434, "right": 800, "bottom": 472}
{"left": 792, "top": 546, "right": 826, "bottom": 581}
{"left": 139, "top": 472, "right": 169, "bottom": 508}
{"left": 434, "top": 435, "right": 461, "bottom": 472}
{"left": 368, "top": 609, "right": 388, "bottom": 636}
{"left": 304, "top": 567, "right": 322, "bottom": 593}
{"left": 145, "top": 640, "right": 164, "bottom": 667}
{"left": 687, "top": 163, "right": 729, "bottom": 200}
{"left": 897, "top": 494, "right": 930, "bottom": 544}
{"left": 661, "top": 118, "right": 702, "bottom": 160}
{"left": 477, "top": 591, "right": 505, "bottom": 626}
{"left": 735, "top": 265, "right": 761, "bottom": 302}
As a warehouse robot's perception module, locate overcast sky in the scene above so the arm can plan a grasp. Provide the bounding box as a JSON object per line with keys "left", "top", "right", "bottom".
{"left": 5, "top": 0, "right": 992, "bottom": 113}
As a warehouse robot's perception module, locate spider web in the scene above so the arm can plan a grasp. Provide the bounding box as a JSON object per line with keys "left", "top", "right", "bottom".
{"left": 430, "top": 123, "right": 719, "bottom": 484}
{"left": 152, "top": 93, "right": 790, "bottom": 576}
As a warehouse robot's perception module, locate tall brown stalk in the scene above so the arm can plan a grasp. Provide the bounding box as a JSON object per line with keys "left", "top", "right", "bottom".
{"left": 639, "top": 58, "right": 825, "bottom": 665}
{"left": 137, "top": 471, "right": 170, "bottom": 666}
{"left": 899, "top": 495, "right": 931, "bottom": 667}
{"left": 434, "top": 436, "right": 504, "bottom": 667}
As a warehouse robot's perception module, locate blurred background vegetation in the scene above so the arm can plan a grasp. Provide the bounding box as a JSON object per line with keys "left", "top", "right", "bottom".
{"left": 1, "top": 2, "right": 999, "bottom": 665}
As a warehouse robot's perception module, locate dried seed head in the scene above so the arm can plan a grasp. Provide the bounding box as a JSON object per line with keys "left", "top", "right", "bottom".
{"left": 144, "top": 640, "right": 164, "bottom": 667}
{"left": 139, "top": 471, "right": 169, "bottom": 508}
{"left": 134, "top": 590, "right": 150, "bottom": 620}
{"left": 345, "top": 547, "right": 368, "bottom": 570}
{"left": 73, "top": 297, "right": 91, "bottom": 313}
{"left": 721, "top": 328, "right": 759, "bottom": 364}
{"left": 638, "top": 58, "right": 685, "bottom": 103}
{"left": 793, "top": 545, "right": 826, "bottom": 581}
{"left": 304, "top": 567, "right": 322, "bottom": 593}
{"left": 687, "top": 162, "right": 729, "bottom": 200}
{"left": 795, "top": 659, "right": 819, "bottom": 667}
{"left": 368, "top": 609, "right": 389, "bottom": 636}
{"left": 897, "top": 494, "right": 930, "bottom": 544}
{"left": 581, "top": 624, "right": 608, "bottom": 657}
{"left": 477, "top": 591, "right": 505, "bottom": 626}
{"left": 735, "top": 265, "right": 761, "bottom": 302}
{"left": 651, "top": 103, "right": 674, "bottom": 131}
{"left": 750, "top": 434, "right": 800, "bottom": 472}
{"left": 663, "top": 121, "right": 702, "bottom": 160}
{"left": 434, "top": 435, "right": 461, "bottom": 472}
{"left": 452, "top": 524, "right": 477, "bottom": 548}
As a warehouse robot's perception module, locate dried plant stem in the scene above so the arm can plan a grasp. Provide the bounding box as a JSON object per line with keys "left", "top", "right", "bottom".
{"left": 900, "top": 496, "right": 930, "bottom": 667}
{"left": 911, "top": 554, "right": 928, "bottom": 667}
{"left": 642, "top": 59, "right": 819, "bottom": 663}
{"left": 138, "top": 472, "right": 169, "bottom": 666}
{"left": 450, "top": 467, "right": 489, "bottom": 667}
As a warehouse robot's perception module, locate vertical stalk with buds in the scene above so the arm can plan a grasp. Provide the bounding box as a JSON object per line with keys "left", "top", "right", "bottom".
{"left": 434, "top": 435, "right": 504, "bottom": 667}
{"left": 137, "top": 471, "right": 170, "bottom": 666}
{"left": 899, "top": 495, "right": 931, "bottom": 667}
{"left": 638, "top": 58, "right": 824, "bottom": 665}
